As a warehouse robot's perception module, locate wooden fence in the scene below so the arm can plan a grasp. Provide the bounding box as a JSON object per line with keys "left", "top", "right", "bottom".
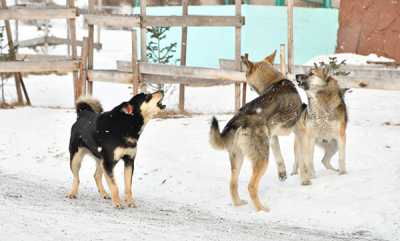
{"left": 82, "top": 0, "right": 246, "bottom": 112}
{"left": 0, "top": 0, "right": 80, "bottom": 105}
{"left": 3, "top": 0, "right": 398, "bottom": 109}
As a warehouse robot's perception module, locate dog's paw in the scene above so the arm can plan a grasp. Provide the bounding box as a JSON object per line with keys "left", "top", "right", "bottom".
{"left": 339, "top": 170, "right": 347, "bottom": 175}
{"left": 100, "top": 192, "right": 111, "bottom": 200}
{"left": 255, "top": 206, "right": 270, "bottom": 212}
{"left": 113, "top": 202, "right": 123, "bottom": 209}
{"left": 328, "top": 167, "right": 339, "bottom": 172}
{"left": 301, "top": 180, "right": 312, "bottom": 186}
{"left": 233, "top": 199, "right": 247, "bottom": 206}
{"left": 125, "top": 198, "right": 137, "bottom": 208}
{"left": 278, "top": 171, "right": 287, "bottom": 181}
{"left": 127, "top": 202, "right": 137, "bottom": 208}
{"left": 66, "top": 193, "right": 77, "bottom": 199}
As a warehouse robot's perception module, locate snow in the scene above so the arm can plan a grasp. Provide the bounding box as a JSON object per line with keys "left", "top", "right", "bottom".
{"left": 305, "top": 53, "right": 396, "bottom": 66}
{"left": 1, "top": 79, "right": 400, "bottom": 240}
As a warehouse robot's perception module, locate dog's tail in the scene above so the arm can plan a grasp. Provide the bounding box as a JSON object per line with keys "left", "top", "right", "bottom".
{"left": 209, "top": 116, "right": 226, "bottom": 150}
{"left": 75, "top": 96, "right": 103, "bottom": 114}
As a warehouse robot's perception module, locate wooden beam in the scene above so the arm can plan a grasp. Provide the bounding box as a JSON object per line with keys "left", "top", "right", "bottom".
{"left": 143, "top": 15, "right": 244, "bottom": 27}
{"left": 117, "top": 61, "right": 245, "bottom": 82}
{"left": 84, "top": 14, "right": 244, "bottom": 29}
{"left": 219, "top": 58, "right": 244, "bottom": 71}
{"left": 179, "top": 0, "right": 189, "bottom": 112}
{"left": 87, "top": 0, "right": 95, "bottom": 95}
{"left": 280, "top": 44, "right": 286, "bottom": 77}
{"left": 87, "top": 70, "right": 234, "bottom": 87}
{"left": 78, "top": 37, "right": 89, "bottom": 98}
{"left": 68, "top": 0, "right": 79, "bottom": 101}
{"left": 140, "top": 0, "right": 148, "bottom": 92}
{"left": 0, "top": 53, "right": 70, "bottom": 61}
{"left": 293, "top": 65, "right": 400, "bottom": 90}
{"left": 1, "top": 0, "right": 23, "bottom": 104}
{"left": 0, "top": 60, "right": 79, "bottom": 73}
{"left": 84, "top": 14, "right": 140, "bottom": 28}
{"left": 17, "top": 36, "right": 102, "bottom": 50}
{"left": 287, "top": 0, "right": 294, "bottom": 74}
{"left": 235, "top": 0, "right": 242, "bottom": 111}
{"left": 131, "top": 30, "right": 139, "bottom": 95}
{"left": 0, "top": 7, "right": 77, "bottom": 20}
{"left": 219, "top": 58, "right": 400, "bottom": 91}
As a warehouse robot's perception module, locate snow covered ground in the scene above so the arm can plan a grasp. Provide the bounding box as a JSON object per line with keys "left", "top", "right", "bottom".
{"left": 305, "top": 53, "right": 395, "bottom": 66}
{"left": 1, "top": 77, "right": 400, "bottom": 240}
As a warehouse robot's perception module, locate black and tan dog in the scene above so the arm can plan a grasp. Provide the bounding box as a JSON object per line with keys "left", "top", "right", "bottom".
{"left": 67, "top": 91, "right": 166, "bottom": 208}
{"left": 209, "top": 79, "right": 304, "bottom": 212}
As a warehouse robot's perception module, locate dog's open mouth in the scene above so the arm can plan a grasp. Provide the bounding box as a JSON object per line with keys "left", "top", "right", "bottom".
{"left": 157, "top": 100, "right": 166, "bottom": 110}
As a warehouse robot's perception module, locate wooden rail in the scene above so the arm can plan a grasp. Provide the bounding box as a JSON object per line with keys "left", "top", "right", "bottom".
{"left": 219, "top": 58, "right": 400, "bottom": 91}
{"left": 87, "top": 70, "right": 235, "bottom": 87}
{"left": 85, "top": 14, "right": 140, "bottom": 28}
{"left": 294, "top": 65, "right": 400, "bottom": 90}
{"left": 143, "top": 15, "right": 244, "bottom": 27}
{"left": 17, "top": 36, "right": 102, "bottom": 50}
{"left": 0, "top": 7, "right": 77, "bottom": 20}
{"left": 84, "top": 14, "right": 244, "bottom": 29}
{"left": 116, "top": 61, "right": 245, "bottom": 82}
{"left": 0, "top": 60, "right": 79, "bottom": 73}
{"left": 83, "top": 0, "right": 246, "bottom": 112}
{"left": 0, "top": 53, "right": 69, "bottom": 61}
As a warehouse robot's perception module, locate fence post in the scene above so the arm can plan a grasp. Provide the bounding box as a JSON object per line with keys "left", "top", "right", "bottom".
{"left": 179, "top": 0, "right": 189, "bottom": 112}
{"left": 67, "top": 0, "right": 79, "bottom": 101}
{"left": 78, "top": 38, "right": 89, "bottom": 98}
{"left": 234, "top": 0, "right": 242, "bottom": 111}
{"left": 0, "top": 0, "right": 23, "bottom": 104}
{"left": 140, "top": 0, "right": 148, "bottom": 92}
{"left": 131, "top": 30, "right": 139, "bottom": 95}
{"left": 287, "top": 0, "right": 294, "bottom": 74}
{"left": 87, "top": 0, "right": 95, "bottom": 95}
{"left": 280, "top": 44, "right": 286, "bottom": 77}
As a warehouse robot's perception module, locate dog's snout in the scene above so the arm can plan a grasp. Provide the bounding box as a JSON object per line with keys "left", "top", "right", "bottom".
{"left": 295, "top": 74, "right": 307, "bottom": 86}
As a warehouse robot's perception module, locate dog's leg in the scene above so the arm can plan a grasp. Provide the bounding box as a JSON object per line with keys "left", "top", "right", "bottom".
{"left": 67, "top": 148, "right": 85, "bottom": 199}
{"left": 299, "top": 134, "right": 312, "bottom": 185}
{"left": 94, "top": 160, "right": 110, "bottom": 199}
{"left": 123, "top": 157, "right": 136, "bottom": 208}
{"left": 291, "top": 134, "right": 301, "bottom": 176}
{"left": 103, "top": 160, "right": 121, "bottom": 208}
{"left": 248, "top": 159, "right": 269, "bottom": 212}
{"left": 271, "top": 136, "right": 287, "bottom": 181}
{"left": 338, "top": 123, "right": 347, "bottom": 175}
{"left": 306, "top": 136, "right": 316, "bottom": 179}
{"left": 229, "top": 152, "right": 246, "bottom": 206}
{"left": 321, "top": 140, "right": 339, "bottom": 172}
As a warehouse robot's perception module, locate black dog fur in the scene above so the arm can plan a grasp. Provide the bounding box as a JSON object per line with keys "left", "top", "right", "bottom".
{"left": 67, "top": 92, "right": 165, "bottom": 208}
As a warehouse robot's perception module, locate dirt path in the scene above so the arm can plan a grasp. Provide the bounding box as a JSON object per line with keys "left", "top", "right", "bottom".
{"left": 0, "top": 172, "right": 383, "bottom": 241}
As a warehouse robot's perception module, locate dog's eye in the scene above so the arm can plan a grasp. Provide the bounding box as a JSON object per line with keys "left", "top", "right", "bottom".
{"left": 145, "top": 95, "right": 152, "bottom": 102}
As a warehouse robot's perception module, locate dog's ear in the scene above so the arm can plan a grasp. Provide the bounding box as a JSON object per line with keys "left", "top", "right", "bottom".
{"left": 121, "top": 102, "right": 134, "bottom": 115}
{"left": 322, "top": 67, "right": 330, "bottom": 79}
{"left": 241, "top": 53, "right": 253, "bottom": 69}
{"left": 263, "top": 50, "right": 276, "bottom": 64}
